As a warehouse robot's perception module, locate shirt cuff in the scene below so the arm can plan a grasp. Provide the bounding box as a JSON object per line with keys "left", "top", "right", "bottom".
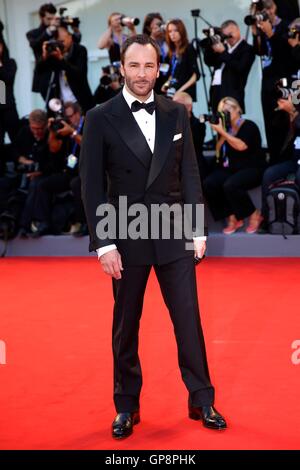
{"left": 193, "top": 237, "right": 207, "bottom": 242}
{"left": 96, "top": 244, "right": 117, "bottom": 259}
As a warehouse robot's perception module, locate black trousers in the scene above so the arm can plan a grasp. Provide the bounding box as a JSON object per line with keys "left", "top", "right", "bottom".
{"left": 261, "top": 77, "right": 290, "bottom": 165}
{"left": 112, "top": 256, "right": 215, "bottom": 413}
{"left": 0, "top": 106, "right": 20, "bottom": 146}
{"left": 34, "top": 173, "right": 72, "bottom": 224}
{"left": 70, "top": 176, "right": 86, "bottom": 224}
{"left": 203, "top": 167, "right": 264, "bottom": 221}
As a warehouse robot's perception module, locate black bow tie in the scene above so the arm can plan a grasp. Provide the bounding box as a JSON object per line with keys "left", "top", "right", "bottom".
{"left": 131, "top": 100, "right": 156, "bottom": 115}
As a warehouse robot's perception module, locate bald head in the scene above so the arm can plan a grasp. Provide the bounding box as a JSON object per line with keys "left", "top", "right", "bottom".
{"left": 173, "top": 91, "right": 193, "bottom": 116}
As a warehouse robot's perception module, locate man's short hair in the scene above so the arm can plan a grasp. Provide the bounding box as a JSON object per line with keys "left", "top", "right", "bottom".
{"left": 121, "top": 34, "right": 161, "bottom": 66}
{"left": 29, "top": 109, "right": 48, "bottom": 125}
{"left": 64, "top": 101, "right": 82, "bottom": 115}
{"left": 262, "top": 0, "right": 276, "bottom": 9}
{"left": 39, "top": 3, "right": 57, "bottom": 18}
{"left": 221, "top": 20, "right": 239, "bottom": 30}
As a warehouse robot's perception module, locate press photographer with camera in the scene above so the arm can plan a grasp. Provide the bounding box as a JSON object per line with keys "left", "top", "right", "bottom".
{"left": 258, "top": 93, "right": 300, "bottom": 231}
{"left": 97, "top": 12, "right": 138, "bottom": 64}
{"left": 30, "top": 101, "right": 85, "bottom": 237}
{"left": 16, "top": 110, "right": 54, "bottom": 236}
{"left": 163, "top": 18, "right": 200, "bottom": 101}
{"left": 94, "top": 63, "right": 122, "bottom": 105}
{"left": 203, "top": 20, "right": 255, "bottom": 114}
{"left": 250, "top": 0, "right": 293, "bottom": 164}
{"left": 143, "top": 13, "right": 169, "bottom": 94}
{"left": 37, "top": 24, "right": 94, "bottom": 113}
{"left": 0, "top": 31, "right": 20, "bottom": 148}
{"left": 203, "top": 97, "right": 266, "bottom": 235}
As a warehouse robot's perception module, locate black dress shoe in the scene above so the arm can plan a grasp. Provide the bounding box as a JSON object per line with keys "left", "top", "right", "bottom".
{"left": 112, "top": 411, "right": 140, "bottom": 439}
{"left": 189, "top": 405, "right": 227, "bottom": 430}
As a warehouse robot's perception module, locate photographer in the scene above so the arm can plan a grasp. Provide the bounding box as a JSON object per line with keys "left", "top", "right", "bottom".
{"left": 31, "top": 102, "right": 85, "bottom": 237}
{"left": 163, "top": 18, "right": 200, "bottom": 101}
{"left": 37, "top": 25, "right": 94, "bottom": 113}
{"left": 143, "top": 12, "right": 169, "bottom": 94}
{"left": 203, "top": 20, "right": 255, "bottom": 113}
{"left": 0, "top": 34, "right": 20, "bottom": 147}
{"left": 258, "top": 95, "right": 300, "bottom": 229}
{"left": 97, "top": 12, "right": 137, "bottom": 63}
{"left": 203, "top": 97, "right": 266, "bottom": 235}
{"left": 94, "top": 64, "right": 122, "bottom": 105}
{"left": 288, "top": 18, "right": 300, "bottom": 71}
{"left": 27, "top": 4, "right": 82, "bottom": 101}
{"left": 16, "top": 110, "right": 53, "bottom": 236}
{"left": 251, "top": 0, "right": 293, "bottom": 163}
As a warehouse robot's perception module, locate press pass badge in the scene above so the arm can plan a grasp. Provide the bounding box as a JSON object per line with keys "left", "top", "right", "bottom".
{"left": 159, "top": 63, "right": 170, "bottom": 74}
{"left": 67, "top": 154, "right": 78, "bottom": 169}
{"left": 294, "top": 136, "right": 300, "bottom": 150}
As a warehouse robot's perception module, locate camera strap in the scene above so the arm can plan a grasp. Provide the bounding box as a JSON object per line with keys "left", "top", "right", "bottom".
{"left": 71, "top": 116, "right": 84, "bottom": 156}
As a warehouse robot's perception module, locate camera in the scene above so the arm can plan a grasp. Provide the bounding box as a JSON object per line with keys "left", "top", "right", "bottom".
{"left": 157, "top": 22, "right": 167, "bottom": 33}
{"left": 18, "top": 161, "right": 39, "bottom": 191}
{"left": 120, "top": 15, "right": 140, "bottom": 27}
{"left": 288, "top": 25, "right": 300, "bottom": 39}
{"left": 244, "top": 10, "right": 269, "bottom": 26}
{"left": 100, "top": 62, "right": 121, "bottom": 89}
{"left": 164, "top": 78, "right": 178, "bottom": 99}
{"left": 244, "top": 0, "right": 269, "bottom": 26}
{"left": 200, "top": 111, "right": 231, "bottom": 129}
{"left": 48, "top": 98, "right": 66, "bottom": 133}
{"left": 46, "top": 39, "right": 64, "bottom": 54}
{"left": 274, "top": 78, "right": 295, "bottom": 100}
{"left": 200, "top": 27, "right": 232, "bottom": 49}
{"left": 58, "top": 7, "right": 80, "bottom": 29}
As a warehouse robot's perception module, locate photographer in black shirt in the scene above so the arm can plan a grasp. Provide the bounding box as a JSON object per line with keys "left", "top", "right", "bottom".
{"left": 31, "top": 102, "right": 85, "bottom": 237}
{"left": 251, "top": 0, "right": 293, "bottom": 164}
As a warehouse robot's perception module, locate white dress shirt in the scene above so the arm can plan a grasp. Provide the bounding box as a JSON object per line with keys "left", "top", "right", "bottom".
{"left": 96, "top": 86, "right": 206, "bottom": 259}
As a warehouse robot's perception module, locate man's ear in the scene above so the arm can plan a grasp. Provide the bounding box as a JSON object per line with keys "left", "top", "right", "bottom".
{"left": 120, "top": 63, "right": 125, "bottom": 78}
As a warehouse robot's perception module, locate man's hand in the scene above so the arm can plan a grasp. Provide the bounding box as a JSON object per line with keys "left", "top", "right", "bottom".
{"left": 100, "top": 249, "right": 123, "bottom": 280}
{"left": 56, "top": 121, "right": 74, "bottom": 137}
{"left": 26, "top": 171, "right": 42, "bottom": 181}
{"left": 288, "top": 36, "right": 300, "bottom": 48}
{"left": 194, "top": 239, "right": 206, "bottom": 260}
{"left": 212, "top": 42, "right": 226, "bottom": 54}
{"left": 210, "top": 118, "right": 225, "bottom": 136}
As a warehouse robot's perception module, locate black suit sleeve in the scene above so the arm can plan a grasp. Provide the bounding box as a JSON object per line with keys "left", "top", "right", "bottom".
{"left": 79, "top": 108, "right": 114, "bottom": 252}
{"left": 218, "top": 45, "right": 255, "bottom": 77}
{"left": 181, "top": 107, "right": 207, "bottom": 237}
{"left": 0, "top": 59, "right": 17, "bottom": 85}
{"left": 26, "top": 28, "right": 51, "bottom": 57}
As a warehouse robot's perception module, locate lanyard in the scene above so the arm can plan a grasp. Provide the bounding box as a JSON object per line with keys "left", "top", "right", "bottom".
{"left": 159, "top": 42, "right": 167, "bottom": 63}
{"left": 221, "top": 118, "right": 243, "bottom": 167}
{"left": 72, "top": 117, "right": 84, "bottom": 155}
{"left": 171, "top": 54, "right": 178, "bottom": 78}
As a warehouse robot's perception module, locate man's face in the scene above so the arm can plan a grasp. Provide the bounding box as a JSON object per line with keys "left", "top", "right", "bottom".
{"left": 58, "top": 28, "right": 73, "bottom": 52}
{"left": 65, "top": 108, "right": 81, "bottom": 128}
{"left": 222, "top": 24, "right": 241, "bottom": 47}
{"left": 265, "top": 4, "right": 277, "bottom": 23}
{"left": 29, "top": 120, "right": 46, "bottom": 141}
{"left": 42, "top": 12, "right": 56, "bottom": 27}
{"left": 120, "top": 43, "right": 159, "bottom": 100}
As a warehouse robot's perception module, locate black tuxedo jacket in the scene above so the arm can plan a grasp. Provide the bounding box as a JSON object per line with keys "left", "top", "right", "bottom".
{"left": 204, "top": 40, "right": 255, "bottom": 112}
{"left": 80, "top": 92, "right": 206, "bottom": 266}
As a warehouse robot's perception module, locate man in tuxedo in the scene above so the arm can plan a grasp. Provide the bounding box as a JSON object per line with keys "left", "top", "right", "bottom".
{"left": 204, "top": 20, "right": 255, "bottom": 113}
{"left": 80, "top": 34, "right": 226, "bottom": 439}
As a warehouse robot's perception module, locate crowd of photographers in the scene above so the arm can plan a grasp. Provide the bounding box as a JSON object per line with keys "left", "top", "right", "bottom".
{"left": 1, "top": 0, "right": 300, "bottom": 244}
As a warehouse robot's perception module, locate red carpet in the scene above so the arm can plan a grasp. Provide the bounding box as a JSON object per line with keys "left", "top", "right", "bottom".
{"left": 0, "top": 257, "right": 299, "bottom": 450}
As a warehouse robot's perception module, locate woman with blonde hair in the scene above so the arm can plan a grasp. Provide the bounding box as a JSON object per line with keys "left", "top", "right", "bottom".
{"left": 203, "top": 97, "right": 266, "bottom": 234}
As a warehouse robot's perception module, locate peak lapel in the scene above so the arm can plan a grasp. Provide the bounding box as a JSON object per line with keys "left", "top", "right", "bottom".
{"left": 104, "top": 93, "right": 153, "bottom": 168}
